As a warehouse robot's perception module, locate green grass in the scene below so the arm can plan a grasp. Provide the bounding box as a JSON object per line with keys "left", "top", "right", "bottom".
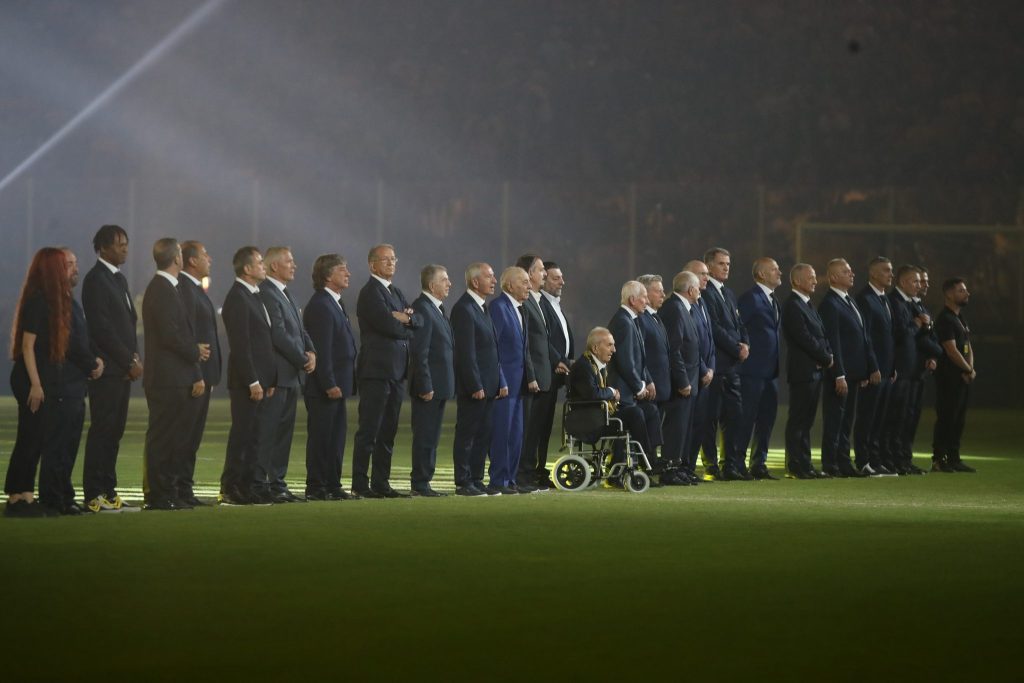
{"left": 1, "top": 397, "right": 1022, "bottom": 681}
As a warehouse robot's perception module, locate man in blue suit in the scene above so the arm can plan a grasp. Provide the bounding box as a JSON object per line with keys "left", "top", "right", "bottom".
{"left": 488, "top": 266, "right": 537, "bottom": 494}
{"left": 606, "top": 281, "right": 663, "bottom": 466}
{"left": 737, "top": 257, "right": 782, "bottom": 480}
{"left": 352, "top": 243, "right": 422, "bottom": 498}
{"left": 701, "top": 247, "right": 751, "bottom": 480}
{"left": 408, "top": 264, "right": 455, "bottom": 497}
{"left": 854, "top": 256, "right": 898, "bottom": 475}
{"left": 818, "top": 258, "right": 879, "bottom": 478}
{"left": 302, "top": 254, "right": 357, "bottom": 500}
{"left": 259, "top": 247, "right": 316, "bottom": 503}
{"left": 636, "top": 274, "right": 679, "bottom": 483}
{"left": 682, "top": 259, "right": 717, "bottom": 480}
{"left": 781, "top": 264, "right": 833, "bottom": 478}
{"left": 451, "top": 263, "right": 507, "bottom": 496}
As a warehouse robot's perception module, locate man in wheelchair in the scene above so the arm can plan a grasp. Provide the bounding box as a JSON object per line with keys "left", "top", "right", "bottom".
{"left": 559, "top": 327, "right": 660, "bottom": 492}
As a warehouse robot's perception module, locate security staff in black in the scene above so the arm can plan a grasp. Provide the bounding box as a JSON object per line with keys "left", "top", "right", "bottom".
{"left": 931, "top": 277, "right": 976, "bottom": 473}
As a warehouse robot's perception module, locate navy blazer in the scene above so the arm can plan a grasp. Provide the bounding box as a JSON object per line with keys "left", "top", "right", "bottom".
{"left": 737, "top": 285, "right": 780, "bottom": 380}
{"left": 355, "top": 277, "right": 422, "bottom": 381}
{"left": 539, "top": 293, "right": 574, "bottom": 386}
{"left": 222, "top": 281, "right": 276, "bottom": 391}
{"left": 692, "top": 297, "right": 715, "bottom": 379}
{"left": 261, "top": 281, "right": 316, "bottom": 389}
{"left": 522, "top": 294, "right": 555, "bottom": 392}
{"left": 607, "top": 307, "right": 651, "bottom": 406}
{"left": 781, "top": 293, "right": 833, "bottom": 384}
{"left": 818, "top": 289, "right": 877, "bottom": 382}
{"left": 567, "top": 353, "right": 617, "bottom": 405}
{"left": 888, "top": 290, "right": 920, "bottom": 378}
{"left": 637, "top": 310, "right": 673, "bottom": 400}
{"left": 82, "top": 261, "right": 138, "bottom": 377}
{"left": 450, "top": 291, "right": 507, "bottom": 397}
{"left": 489, "top": 292, "right": 534, "bottom": 397}
{"left": 655, "top": 296, "right": 696, "bottom": 393}
{"left": 303, "top": 289, "right": 357, "bottom": 398}
{"left": 178, "top": 275, "right": 222, "bottom": 386}
{"left": 141, "top": 275, "right": 202, "bottom": 389}
{"left": 912, "top": 299, "right": 943, "bottom": 377}
{"left": 409, "top": 293, "right": 455, "bottom": 399}
{"left": 856, "top": 285, "right": 896, "bottom": 378}
{"left": 703, "top": 281, "right": 749, "bottom": 373}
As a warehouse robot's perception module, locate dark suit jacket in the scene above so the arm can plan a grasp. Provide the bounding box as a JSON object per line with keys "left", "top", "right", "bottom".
{"left": 222, "top": 280, "right": 276, "bottom": 391}
{"left": 819, "top": 289, "right": 877, "bottom": 382}
{"left": 568, "top": 353, "right": 617, "bottom": 404}
{"left": 737, "top": 285, "right": 780, "bottom": 379}
{"left": 889, "top": 290, "right": 920, "bottom": 378}
{"left": 692, "top": 297, "right": 715, "bottom": 378}
{"left": 539, "top": 292, "right": 574, "bottom": 387}
{"left": 355, "top": 277, "right": 421, "bottom": 381}
{"left": 659, "top": 295, "right": 700, "bottom": 391}
{"left": 703, "top": 281, "right": 748, "bottom": 373}
{"left": 303, "top": 289, "right": 357, "bottom": 398}
{"left": 489, "top": 292, "right": 533, "bottom": 397}
{"left": 141, "top": 275, "right": 202, "bottom": 389}
{"left": 260, "top": 280, "right": 315, "bottom": 389}
{"left": 522, "top": 294, "right": 555, "bottom": 392}
{"left": 912, "top": 299, "right": 943, "bottom": 376}
{"left": 637, "top": 310, "right": 673, "bottom": 400}
{"left": 409, "top": 293, "right": 455, "bottom": 400}
{"left": 451, "top": 291, "right": 506, "bottom": 397}
{"left": 82, "top": 261, "right": 138, "bottom": 377}
{"left": 607, "top": 307, "right": 651, "bottom": 406}
{"left": 781, "top": 293, "right": 833, "bottom": 384}
{"left": 178, "top": 274, "right": 222, "bottom": 386}
{"left": 856, "top": 285, "right": 895, "bottom": 378}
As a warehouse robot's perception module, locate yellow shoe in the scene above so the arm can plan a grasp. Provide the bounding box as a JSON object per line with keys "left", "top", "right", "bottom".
{"left": 86, "top": 496, "right": 118, "bottom": 513}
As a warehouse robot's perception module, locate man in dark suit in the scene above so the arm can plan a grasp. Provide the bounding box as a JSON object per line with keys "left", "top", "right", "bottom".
{"left": 82, "top": 224, "right": 141, "bottom": 512}
{"left": 451, "top": 263, "right": 507, "bottom": 496}
{"left": 302, "top": 254, "right": 358, "bottom": 500}
{"left": 818, "top": 258, "right": 880, "bottom": 478}
{"left": 682, "top": 259, "right": 717, "bottom": 481}
{"left": 780, "top": 264, "right": 834, "bottom": 478}
{"left": 536, "top": 261, "right": 574, "bottom": 488}
{"left": 606, "top": 281, "right": 663, "bottom": 465}
{"left": 488, "top": 266, "right": 537, "bottom": 494}
{"left": 656, "top": 271, "right": 705, "bottom": 485}
{"left": 178, "top": 240, "right": 222, "bottom": 505}
{"left": 932, "top": 277, "right": 976, "bottom": 473}
{"left": 882, "top": 265, "right": 931, "bottom": 475}
{"left": 220, "top": 246, "right": 277, "bottom": 505}
{"left": 701, "top": 247, "right": 751, "bottom": 480}
{"left": 854, "top": 256, "right": 898, "bottom": 475}
{"left": 905, "top": 267, "right": 942, "bottom": 467}
{"left": 259, "top": 247, "right": 316, "bottom": 502}
{"left": 352, "top": 243, "right": 422, "bottom": 498}
{"left": 516, "top": 254, "right": 559, "bottom": 493}
{"left": 737, "top": 257, "right": 782, "bottom": 480}
{"left": 141, "top": 239, "right": 210, "bottom": 510}
{"left": 408, "top": 264, "right": 455, "bottom": 497}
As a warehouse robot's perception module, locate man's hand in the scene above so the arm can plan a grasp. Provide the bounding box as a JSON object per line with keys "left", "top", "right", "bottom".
{"left": 497, "top": 386, "right": 509, "bottom": 398}
{"left": 827, "top": 355, "right": 834, "bottom": 369}
{"left": 611, "top": 388, "right": 621, "bottom": 401}
{"left": 869, "top": 370, "right": 881, "bottom": 385}
{"left": 303, "top": 351, "right": 316, "bottom": 373}
{"left": 391, "top": 310, "right": 411, "bottom": 324}
{"left": 963, "top": 368, "right": 977, "bottom": 384}
{"left": 528, "top": 380, "right": 540, "bottom": 393}
{"left": 679, "top": 385, "right": 692, "bottom": 397}
{"left": 128, "top": 354, "right": 143, "bottom": 381}
{"left": 701, "top": 369, "right": 713, "bottom": 386}
{"left": 835, "top": 377, "right": 848, "bottom": 397}
{"left": 191, "top": 379, "right": 206, "bottom": 398}
{"left": 419, "top": 390, "right": 435, "bottom": 401}
{"left": 90, "top": 358, "right": 104, "bottom": 380}
{"left": 249, "top": 384, "right": 264, "bottom": 401}
{"left": 555, "top": 362, "right": 570, "bottom": 375}
{"left": 925, "top": 359, "right": 937, "bottom": 371}
{"left": 738, "top": 343, "right": 750, "bottom": 361}
{"left": 645, "top": 382, "right": 656, "bottom": 400}
{"left": 266, "top": 387, "right": 276, "bottom": 398}
{"left": 326, "top": 386, "right": 343, "bottom": 399}
{"left": 472, "top": 389, "right": 486, "bottom": 400}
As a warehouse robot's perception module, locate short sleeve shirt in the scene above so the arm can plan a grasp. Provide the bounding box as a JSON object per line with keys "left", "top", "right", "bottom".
{"left": 934, "top": 306, "right": 969, "bottom": 376}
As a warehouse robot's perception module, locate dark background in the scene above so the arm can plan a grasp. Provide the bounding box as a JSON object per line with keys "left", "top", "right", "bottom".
{"left": 1, "top": 0, "right": 1022, "bottom": 404}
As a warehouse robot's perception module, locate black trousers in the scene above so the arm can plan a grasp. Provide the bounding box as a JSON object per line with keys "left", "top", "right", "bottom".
{"left": 37, "top": 395, "right": 86, "bottom": 509}
{"left": 305, "top": 394, "right": 347, "bottom": 494}
{"left": 258, "top": 385, "right": 299, "bottom": 493}
{"left": 933, "top": 375, "right": 969, "bottom": 462}
{"left": 615, "top": 400, "right": 662, "bottom": 462}
{"left": 144, "top": 386, "right": 202, "bottom": 504}
{"left": 410, "top": 396, "right": 447, "bottom": 490}
{"left": 686, "top": 380, "right": 713, "bottom": 473}
{"left": 180, "top": 384, "right": 213, "bottom": 498}
{"left": 84, "top": 376, "right": 132, "bottom": 500}
{"left": 821, "top": 380, "right": 859, "bottom": 471}
{"left": 903, "top": 377, "right": 926, "bottom": 461}
{"left": 4, "top": 377, "right": 42, "bottom": 495}
{"left": 854, "top": 378, "right": 892, "bottom": 468}
{"left": 659, "top": 392, "right": 694, "bottom": 466}
{"left": 738, "top": 375, "right": 778, "bottom": 471}
{"left": 881, "top": 378, "right": 914, "bottom": 467}
{"left": 453, "top": 395, "right": 495, "bottom": 488}
{"left": 785, "top": 379, "right": 821, "bottom": 474}
{"left": 706, "top": 371, "right": 744, "bottom": 471}
{"left": 520, "top": 387, "right": 558, "bottom": 485}
{"left": 351, "top": 378, "right": 403, "bottom": 492}
{"left": 222, "top": 388, "right": 264, "bottom": 496}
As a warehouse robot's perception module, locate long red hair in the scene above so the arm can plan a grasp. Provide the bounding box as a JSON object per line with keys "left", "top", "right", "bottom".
{"left": 10, "top": 247, "right": 72, "bottom": 363}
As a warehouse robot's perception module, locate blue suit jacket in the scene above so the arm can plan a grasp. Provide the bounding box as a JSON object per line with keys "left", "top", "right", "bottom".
{"left": 737, "top": 285, "right": 780, "bottom": 380}
{"left": 658, "top": 294, "right": 700, "bottom": 391}
{"left": 450, "top": 291, "right": 506, "bottom": 397}
{"left": 818, "top": 289, "right": 877, "bottom": 382}
{"left": 888, "top": 290, "right": 919, "bottom": 378}
{"left": 489, "top": 292, "right": 533, "bottom": 397}
{"left": 703, "top": 281, "right": 748, "bottom": 373}
{"left": 856, "top": 285, "right": 895, "bottom": 378}
{"left": 692, "top": 297, "right": 715, "bottom": 378}
{"left": 409, "top": 293, "right": 455, "bottom": 399}
{"left": 302, "top": 288, "right": 357, "bottom": 398}
{"left": 637, "top": 310, "right": 675, "bottom": 400}
{"left": 355, "top": 277, "right": 422, "bottom": 381}
{"left": 607, "top": 307, "right": 651, "bottom": 406}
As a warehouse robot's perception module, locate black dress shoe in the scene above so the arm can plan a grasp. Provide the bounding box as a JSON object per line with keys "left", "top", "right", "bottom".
{"left": 752, "top": 468, "right": 778, "bottom": 480}
{"left": 305, "top": 489, "right": 329, "bottom": 501}
{"left": 721, "top": 467, "right": 746, "bottom": 481}
{"left": 482, "top": 485, "right": 504, "bottom": 496}
{"left": 785, "top": 470, "right": 816, "bottom": 480}
{"left": 930, "top": 458, "right": 954, "bottom": 473}
{"left": 180, "top": 496, "right": 209, "bottom": 506}
{"left": 278, "top": 490, "right": 306, "bottom": 502}
{"left": 811, "top": 468, "right": 831, "bottom": 479}
{"left": 822, "top": 467, "right": 844, "bottom": 478}
{"left": 515, "top": 482, "right": 539, "bottom": 493}
{"left": 3, "top": 500, "right": 47, "bottom": 518}
{"left": 144, "top": 499, "right": 182, "bottom": 511}
{"left": 496, "top": 485, "right": 518, "bottom": 495}
{"left": 455, "top": 486, "right": 485, "bottom": 497}
{"left": 372, "top": 487, "right": 411, "bottom": 499}
{"left": 950, "top": 460, "right": 976, "bottom": 473}
{"left": 328, "top": 489, "right": 357, "bottom": 500}
{"left": 411, "top": 487, "right": 446, "bottom": 497}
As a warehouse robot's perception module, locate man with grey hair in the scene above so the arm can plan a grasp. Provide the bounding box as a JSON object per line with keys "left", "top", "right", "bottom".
{"left": 408, "top": 264, "right": 454, "bottom": 496}
{"left": 682, "top": 259, "right": 717, "bottom": 480}
{"left": 352, "top": 243, "right": 422, "bottom": 498}
{"left": 854, "top": 256, "right": 897, "bottom": 475}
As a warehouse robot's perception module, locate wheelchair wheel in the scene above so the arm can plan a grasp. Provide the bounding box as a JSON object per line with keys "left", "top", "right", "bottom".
{"left": 623, "top": 469, "right": 650, "bottom": 494}
{"left": 552, "top": 454, "right": 592, "bottom": 491}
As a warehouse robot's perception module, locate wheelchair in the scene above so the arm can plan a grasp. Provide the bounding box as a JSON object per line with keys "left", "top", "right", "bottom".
{"left": 551, "top": 400, "right": 653, "bottom": 494}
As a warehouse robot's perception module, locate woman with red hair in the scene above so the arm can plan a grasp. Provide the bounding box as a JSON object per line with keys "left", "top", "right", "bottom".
{"left": 4, "top": 247, "right": 102, "bottom": 517}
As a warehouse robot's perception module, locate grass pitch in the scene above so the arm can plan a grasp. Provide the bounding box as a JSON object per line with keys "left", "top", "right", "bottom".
{"left": 1, "top": 397, "right": 1021, "bottom": 681}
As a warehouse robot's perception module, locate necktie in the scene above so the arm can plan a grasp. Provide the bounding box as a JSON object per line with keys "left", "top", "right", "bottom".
{"left": 844, "top": 295, "right": 863, "bottom": 327}
{"left": 770, "top": 292, "right": 779, "bottom": 322}
{"left": 880, "top": 294, "right": 891, "bottom": 320}
{"left": 438, "top": 303, "right": 446, "bottom": 316}
{"left": 114, "top": 271, "right": 132, "bottom": 309}
{"left": 516, "top": 305, "right": 524, "bottom": 331}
